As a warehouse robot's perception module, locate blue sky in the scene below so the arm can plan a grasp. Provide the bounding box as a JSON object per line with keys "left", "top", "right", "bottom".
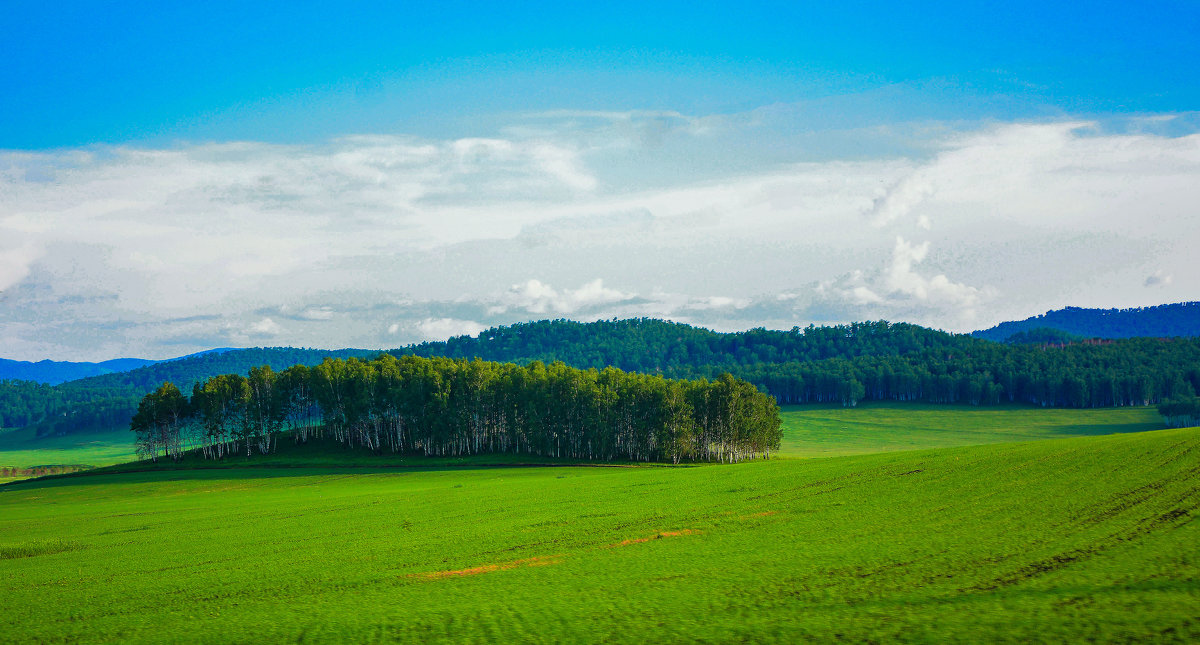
{"left": 4, "top": 2, "right": 1198, "bottom": 147}
{"left": 1, "top": 2, "right": 1198, "bottom": 359}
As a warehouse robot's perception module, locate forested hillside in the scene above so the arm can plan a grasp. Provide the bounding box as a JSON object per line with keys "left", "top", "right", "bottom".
{"left": 5, "top": 318, "right": 1200, "bottom": 437}
{"left": 1, "top": 348, "right": 377, "bottom": 435}
{"left": 973, "top": 302, "right": 1200, "bottom": 342}
{"left": 721, "top": 337, "right": 1200, "bottom": 407}
{"left": 399, "top": 319, "right": 967, "bottom": 370}
{"left": 401, "top": 319, "right": 1200, "bottom": 407}
{"left": 0, "top": 320, "right": 960, "bottom": 434}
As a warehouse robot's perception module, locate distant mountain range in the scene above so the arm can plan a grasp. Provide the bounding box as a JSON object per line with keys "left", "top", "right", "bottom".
{"left": 0, "top": 357, "right": 160, "bottom": 386}
{"left": 0, "top": 349, "right": 235, "bottom": 385}
{"left": 4, "top": 315, "right": 1200, "bottom": 437}
{"left": 4, "top": 302, "right": 1198, "bottom": 386}
{"left": 972, "top": 302, "right": 1200, "bottom": 342}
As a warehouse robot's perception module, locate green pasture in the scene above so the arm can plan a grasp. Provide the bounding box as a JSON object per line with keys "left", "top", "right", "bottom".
{"left": 2, "top": 425, "right": 1198, "bottom": 643}
{"left": 1, "top": 404, "right": 1165, "bottom": 480}
{"left": 777, "top": 402, "right": 1164, "bottom": 457}
{"left": 0, "top": 427, "right": 135, "bottom": 483}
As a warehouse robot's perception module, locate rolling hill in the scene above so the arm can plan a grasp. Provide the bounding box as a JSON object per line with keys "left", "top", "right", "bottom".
{"left": 5, "top": 318, "right": 1200, "bottom": 438}
{"left": 0, "top": 348, "right": 241, "bottom": 385}
{"left": 2, "top": 422, "right": 1196, "bottom": 642}
{"left": 973, "top": 301, "right": 1200, "bottom": 342}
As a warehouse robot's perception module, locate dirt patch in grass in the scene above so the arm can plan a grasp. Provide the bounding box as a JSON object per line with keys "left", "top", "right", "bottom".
{"left": 607, "top": 529, "right": 700, "bottom": 548}
{"left": 411, "top": 555, "right": 564, "bottom": 580}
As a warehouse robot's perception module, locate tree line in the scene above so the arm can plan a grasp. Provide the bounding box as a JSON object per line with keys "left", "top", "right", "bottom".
{"left": 704, "top": 336, "right": 1200, "bottom": 408}
{"left": 1, "top": 348, "right": 376, "bottom": 435}
{"left": 0, "top": 379, "right": 142, "bottom": 431}
{"left": 10, "top": 318, "right": 1200, "bottom": 436}
{"left": 131, "top": 354, "right": 782, "bottom": 464}
{"left": 3, "top": 320, "right": 961, "bottom": 434}
{"left": 1158, "top": 397, "right": 1200, "bottom": 429}
{"left": 402, "top": 319, "right": 971, "bottom": 372}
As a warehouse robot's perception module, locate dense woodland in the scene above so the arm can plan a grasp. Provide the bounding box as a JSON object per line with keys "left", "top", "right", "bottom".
{"left": 401, "top": 320, "right": 1200, "bottom": 407}
{"left": 5, "top": 318, "right": 1200, "bottom": 436}
{"left": 973, "top": 302, "right": 1200, "bottom": 342}
{"left": 1000, "top": 327, "right": 1084, "bottom": 345}
{"left": 717, "top": 337, "right": 1200, "bottom": 407}
{"left": 131, "top": 355, "right": 782, "bottom": 464}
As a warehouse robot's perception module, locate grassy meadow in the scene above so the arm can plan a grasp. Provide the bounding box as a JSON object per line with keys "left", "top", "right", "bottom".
{"left": 0, "top": 427, "right": 135, "bottom": 484}
{"left": 0, "top": 427, "right": 136, "bottom": 469}
{"left": 777, "top": 402, "right": 1164, "bottom": 457}
{"left": 1, "top": 404, "right": 1197, "bottom": 642}
{"left": 1, "top": 403, "right": 1163, "bottom": 476}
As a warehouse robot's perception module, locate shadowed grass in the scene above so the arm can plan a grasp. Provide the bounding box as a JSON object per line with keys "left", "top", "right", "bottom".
{"left": 0, "top": 538, "right": 80, "bottom": 560}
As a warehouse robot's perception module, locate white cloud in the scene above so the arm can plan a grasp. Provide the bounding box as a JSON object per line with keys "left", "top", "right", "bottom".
{"left": 493, "top": 278, "right": 634, "bottom": 315}
{"left": 298, "top": 307, "right": 336, "bottom": 321}
{"left": 530, "top": 143, "right": 597, "bottom": 191}
{"left": 684, "top": 296, "right": 751, "bottom": 311}
{"left": 248, "top": 317, "right": 282, "bottom": 336}
{"left": 806, "top": 236, "right": 991, "bottom": 329}
{"left": 0, "top": 113, "right": 1197, "bottom": 359}
{"left": 884, "top": 237, "right": 981, "bottom": 306}
{"left": 518, "top": 109, "right": 719, "bottom": 149}
{"left": 414, "top": 318, "right": 486, "bottom": 341}
{"left": 869, "top": 174, "right": 935, "bottom": 227}
{"left": 0, "top": 243, "right": 41, "bottom": 292}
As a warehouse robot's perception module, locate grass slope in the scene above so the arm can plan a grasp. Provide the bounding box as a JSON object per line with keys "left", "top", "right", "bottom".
{"left": 0, "top": 404, "right": 1161, "bottom": 478}
{"left": 777, "top": 403, "right": 1163, "bottom": 458}
{"left": 1, "top": 426, "right": 1197, "bottom": 643}
{"left": 0, "top": 427, "right": 135, "bottom": 483}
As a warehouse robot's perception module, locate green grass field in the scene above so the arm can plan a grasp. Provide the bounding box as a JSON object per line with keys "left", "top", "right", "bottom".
{"left": 0, "top": 427, "right": 136, "bottom": 469}
{"left": 1, "top": 405, "right": 1197, "bottom": 642}
{"left": 777, "top": 403, "right": 1164, "bottom": 457}
{"left": 1, "top": 403, "right": 1162, "bottom": 475}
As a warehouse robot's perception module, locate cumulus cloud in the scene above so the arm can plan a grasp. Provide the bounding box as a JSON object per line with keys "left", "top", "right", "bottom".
{"left": 883, "top": 237, "right": 981, "bottom": 306}
{"left": 248, "top": 317, "right": 283, "bottom": 336}
{"left": 805, "top": 235, "right": 990, "bottom": 329}
{"left": 0, "top": 243, "right": 41, "bottom": 292}
{"left": 491, "top": 279, "right": 635, "bottom": 316}
{"left": 0, "top": 112, "right": 1197, "bottom": 360}
{"left": 413, "top": 318, "right": 487, "bottom": 341}
{"left": 869, "top": 174, "right": 935, "bottom": 227}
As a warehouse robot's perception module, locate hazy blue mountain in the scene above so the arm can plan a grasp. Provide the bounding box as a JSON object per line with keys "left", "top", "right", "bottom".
{"left": 0, "top": 357, "right": 159, "bottom": 385}
{"left": 973, "top": 302, "right": 1200, "bottom": 342}
{"left": 0, "top": 348, "right": 236, "bottom": 385}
